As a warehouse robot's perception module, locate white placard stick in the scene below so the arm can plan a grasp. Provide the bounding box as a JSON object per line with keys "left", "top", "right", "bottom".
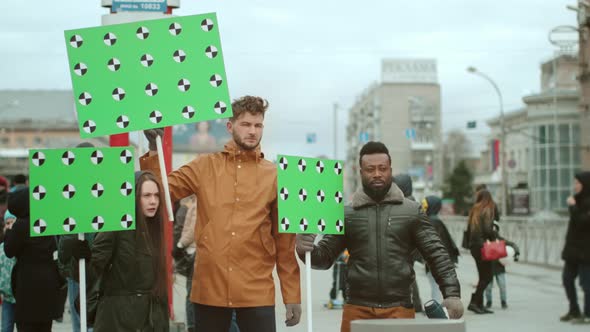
{"left": 306, "top": 251, "right": 313, "bottom": 332}
{"left": 78, "top": 233, "right": 87, "bottom": 332}
{"left": 156, "top": 135, "right": 175, "bottom": 222}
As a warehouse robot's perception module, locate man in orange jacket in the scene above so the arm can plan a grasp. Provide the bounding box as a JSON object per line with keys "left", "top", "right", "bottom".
{"left": 143, "top": 96, "right": 301, "bottom": 332}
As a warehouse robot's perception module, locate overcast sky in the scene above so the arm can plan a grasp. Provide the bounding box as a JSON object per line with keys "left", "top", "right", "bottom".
{"left": 0, "top": 0, "right": 578, "bottom": 160}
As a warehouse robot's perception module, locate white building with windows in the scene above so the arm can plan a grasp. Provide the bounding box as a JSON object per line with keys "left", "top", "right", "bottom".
{"left": 484, "top": 54, "right": 581, "bottom": 213}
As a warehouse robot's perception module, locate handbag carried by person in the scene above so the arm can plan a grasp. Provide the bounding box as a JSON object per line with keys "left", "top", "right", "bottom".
{"left": 461, "top": 224, "right": 470, "bottom": 249}
{"left": 481, "top": 239, "right": 508, "bottom": 261}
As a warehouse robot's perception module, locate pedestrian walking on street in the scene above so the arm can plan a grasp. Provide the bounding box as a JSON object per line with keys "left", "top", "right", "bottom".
{"left": 4, "top": 187, "right": 65, "bottom": 332}
{"left": 466, "top": 189, "right": 497, "bottom": 314}
{"left": 0, "top": 211, "right": 17, "bottom": 332}
{"left": 560, "top": 171, "right": 590, "bottom": 324}
{"left": 143, "top": 96, "right": 301, "bottom": 332}
{"left": 484, "top": 240, "right": 519, "bottom": 310}
{"left": 422, "top": 195, "right": 459, "bottom": 304}
{"left": 393, "top": 174, "right": 424, "bottom": 313}
{"left": 296, "top": 142, "right": 463, "bottom": 332}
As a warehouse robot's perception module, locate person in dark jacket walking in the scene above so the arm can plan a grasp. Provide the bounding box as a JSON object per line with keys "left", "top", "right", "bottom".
{"left": 4, "top": 187, "right": 65, "bottom": 332}
{"left": 72, "top": 171, "right": 169, "bottom": 331}
{"left": 422, "top": 195, "right": 459, "bottom": 303}
{"left": 484, "top": 239, "right": 520, "bottom": 310}
{"left": 560, "top": 171, "right": 590, "bottom": 324}
{"left": 466, "top": 189, "right": 497, "bottom": 314}
{"left": 296, "top": 142, "right": 463, "bottom": 332}
{"left": 393, "top": 173, "right": 423, "bottom": 313}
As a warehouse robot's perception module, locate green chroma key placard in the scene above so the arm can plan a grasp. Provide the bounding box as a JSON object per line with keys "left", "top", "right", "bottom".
{"left": 277, "top": 155, "right": 345, "bottom": 234}
{"left": 64, "top": 13, "right": 232, "bottom": 138}
{"left": 29, "top": 147, "right": 136, "bottom": 237}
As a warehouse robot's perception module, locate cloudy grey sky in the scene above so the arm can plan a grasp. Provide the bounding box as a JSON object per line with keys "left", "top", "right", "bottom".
{"left": 0, "top": 0, "right": 577, "bottom": 159}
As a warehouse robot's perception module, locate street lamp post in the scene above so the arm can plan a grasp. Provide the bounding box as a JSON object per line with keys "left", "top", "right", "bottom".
{"left": 467, "top": 67, "right": 508, "bottom": 217}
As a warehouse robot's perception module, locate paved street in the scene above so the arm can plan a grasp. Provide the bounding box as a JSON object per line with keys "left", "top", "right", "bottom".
{"left": 42, "top": 251, "right": 588, "bottom": 332}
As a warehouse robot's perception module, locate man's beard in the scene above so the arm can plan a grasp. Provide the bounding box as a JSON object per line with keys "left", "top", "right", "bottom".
{"left": 361, "top": 180, "right": 391, "bottom": 202}
{"left": 233, "top": 132, "right": 261, "bottom": 151}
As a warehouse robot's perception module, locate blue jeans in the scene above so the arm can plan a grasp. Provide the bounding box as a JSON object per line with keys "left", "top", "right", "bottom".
{"left": 563, "top": 261, "right": 590, "bottom": 316}
{"left": 485, "top": 272, "right": 507, "bottom": 303}
{"left": 1, "top": 300, "right": 15, "bottom": 332}
{"left": 68, "top": 278, "right": 80, "bottom": 332}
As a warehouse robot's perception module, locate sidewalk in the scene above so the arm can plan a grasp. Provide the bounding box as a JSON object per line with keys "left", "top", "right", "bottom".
{"left": 28, "top": 256, "right": 590, "bottom": 331}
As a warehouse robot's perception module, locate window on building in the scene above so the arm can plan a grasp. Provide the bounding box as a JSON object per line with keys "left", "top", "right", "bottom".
{"left": 33, "top": 136, "right": 42, "bottom": 145}
{"left": 549, "top": 146, "right": 557, "bottom": 165}
{"left": 560, "top": 146, "right": 571, "bottom": 165}
{"left": 548, "top": 125, "right": 555, "bottom": 144}
{"left": 572, "top": 124, "right": 580, "bottom": 145}
{"left": 560, "top": 168, "right": 572, "bottom": 188}
{"left": 550, "top": 169, "right": 558, "bottom": 187}
{"left": 16, "top": 137, "right": 26, "bottom": 147}
{"left": 538, "top": 125, "right": 546, "bottom": 144}
{"left": 550, "top": 190, "right": 559, "bottom": 210}
{"left": 0, "top": 137, "right": 9, "bottom": 145}
{"left": 559, "top": 124, "right": 570, "bottom": 144}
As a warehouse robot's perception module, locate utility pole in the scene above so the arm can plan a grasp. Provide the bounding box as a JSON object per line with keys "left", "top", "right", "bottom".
{"left": 467, "top": 67, "right": 508, "bottom": 217}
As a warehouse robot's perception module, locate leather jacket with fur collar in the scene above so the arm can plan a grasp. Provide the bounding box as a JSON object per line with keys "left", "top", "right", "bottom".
{"left": 303, "top": 183, "right": 460, "bottom": 308}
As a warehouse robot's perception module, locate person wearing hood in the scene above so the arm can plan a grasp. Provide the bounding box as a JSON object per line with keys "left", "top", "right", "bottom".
{"left": 296, "top": 142, "right": 463, "bottom": 332}
{"left": 3, "top": 187, "right": 64, "bottom": 332}
{"left": 143, "top": 96, "right": 301, "bottom": 332}
{"left": 393, "top": 174, "right": 415, "bottom": 202}
{"left": 560, "top": 171, "right": 590, "bottom": 324}
{"left": 0, "top": 176, "right": 8, "bottom": 242}
{"left": 0, "top": 210, "right": 17, "bottom": 332}
{"left": 392, "top": 173, "right": 423, "bottom": 313}
{"left": 422, "top": 195, "right": 459, "bottom": 303}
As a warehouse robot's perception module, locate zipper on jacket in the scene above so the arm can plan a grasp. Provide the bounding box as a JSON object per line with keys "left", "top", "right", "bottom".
{"left": 376, "top": 204, "right": 383, "bottom": 307}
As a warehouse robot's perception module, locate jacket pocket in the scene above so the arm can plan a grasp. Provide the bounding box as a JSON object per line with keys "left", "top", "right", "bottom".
{"left": 260, "top": 227, "right": 276, "bottom": 257}
{"left": 196, "top": 221, "right": 213, "bottom": 253}
{"left": 346, "top": 218, "right": 369, "bottom": 241}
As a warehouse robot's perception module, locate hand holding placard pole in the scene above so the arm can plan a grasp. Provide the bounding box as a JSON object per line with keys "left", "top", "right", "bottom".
{"left": 306, "top": 251, "right": 313, "bottom": 332}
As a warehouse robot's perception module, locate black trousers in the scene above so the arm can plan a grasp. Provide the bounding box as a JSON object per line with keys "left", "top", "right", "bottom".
{"left": 563, "top": 261, "right": 590, "bottom": 316}
{"left": 471, "top": 247, "right": 493, "bottom": 302}
{"left": 194, "top": 303, "right": 276, "bottom": 332}
{"left": 16, "top": 321, "right": 52, "bottom": 332}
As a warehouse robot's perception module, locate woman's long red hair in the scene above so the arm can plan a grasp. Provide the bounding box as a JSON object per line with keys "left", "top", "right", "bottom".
{"left": 468, "top": 189, "right": 496, "bottom": 231}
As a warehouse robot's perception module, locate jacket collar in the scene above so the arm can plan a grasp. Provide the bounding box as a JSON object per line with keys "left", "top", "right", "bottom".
{"left": 351, "top": 182, "right": 405, "bottom": 209}
{"left": 222, "top": 139, "right": 264, "bottom": 162}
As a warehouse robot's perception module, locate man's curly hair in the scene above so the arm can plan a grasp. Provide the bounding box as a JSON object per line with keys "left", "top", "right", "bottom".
{"left": 230, "top": 96, "right": 269, "bottom": 121}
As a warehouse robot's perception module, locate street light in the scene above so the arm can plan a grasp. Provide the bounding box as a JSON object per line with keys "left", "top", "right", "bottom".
{"left": 467, "top": 66, "right": 508, "bottom": 217}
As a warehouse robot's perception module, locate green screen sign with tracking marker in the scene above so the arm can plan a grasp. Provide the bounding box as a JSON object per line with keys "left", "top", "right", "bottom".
{"left": 28, "top": 147, "right": 136, "bottom": 237}
{"left": 64, "top": 13, "right": 232, "bottom": 138}
{"left": 277, "top": 155, "right": 345, "bottom": 235}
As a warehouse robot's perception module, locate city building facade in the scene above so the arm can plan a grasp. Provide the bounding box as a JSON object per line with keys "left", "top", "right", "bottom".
{"left": 345, "top": 59, "right": 442, "bottom": 198}
{"left": 483, "top": 54, "right": 581, "bottom": 213}
{"left": 0, "top": 90, "right": 108, "bottom": 177}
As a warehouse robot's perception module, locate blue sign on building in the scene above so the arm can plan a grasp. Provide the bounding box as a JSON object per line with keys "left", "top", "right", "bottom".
{"left": 113, "top": 0, "right": 167, "bottom": 12}
{"left": 405, "top": 128, "right": 416, "bottom": 140}
{"left": 359, "top": 132, "right": 369, "bottom": 143}
{"left": 306, "top": 133, "right": 317, "bottom": 144}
